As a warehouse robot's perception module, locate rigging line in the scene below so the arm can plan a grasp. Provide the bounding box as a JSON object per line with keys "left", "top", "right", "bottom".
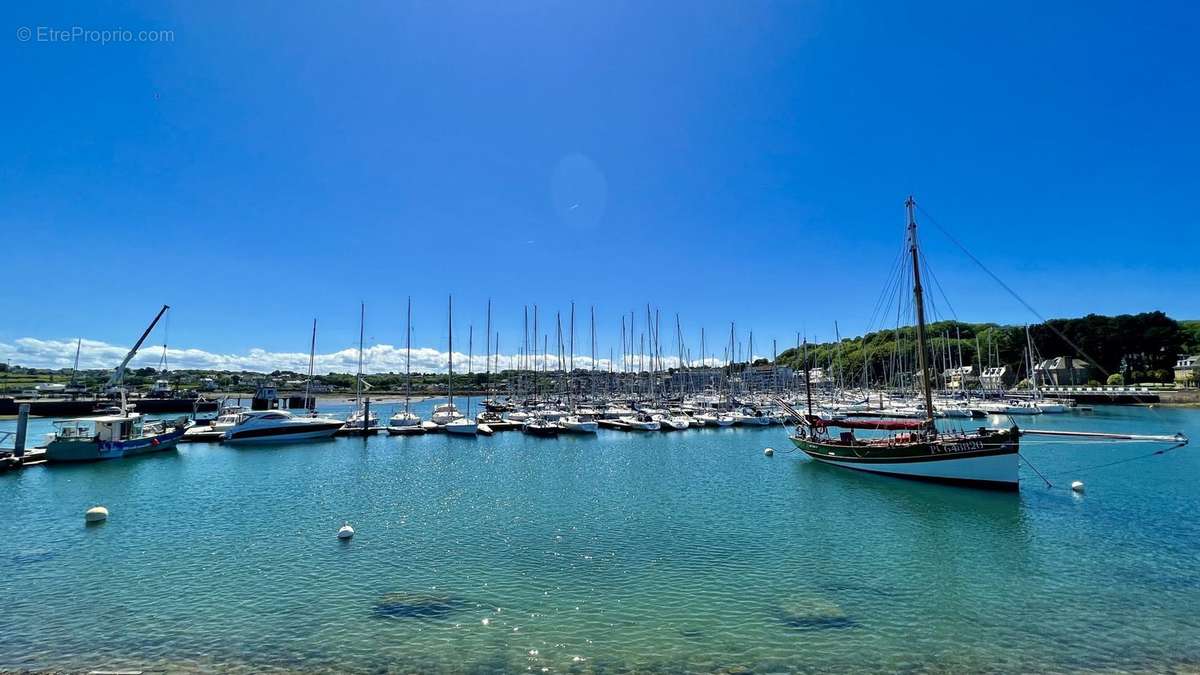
{"left": 920, "top": 249, "right": 959, "bottom": 321}
{"left": 864, "top": 241, "right": 910, "bottom": 336}
{"left": 915, "top": 203, "right": 1157, "bottom": 404}
{"left": 1050, "top": 441, "right": 1189, "bottom": 479}
{"left": 1018, "top": 452, "right": 1054, "bottom": 488}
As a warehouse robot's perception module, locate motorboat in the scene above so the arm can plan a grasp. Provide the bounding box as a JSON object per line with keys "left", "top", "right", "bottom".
{"left": 45, "top": 413, "right": 189, "bottom": 462}
{"left": 522, "top": 415, "right": 561, "bottom": 437}
{"left": 559, "top": 414, "right": 599, "bottom": 433}
{"left": 654, "top": 413, "right": 690, "bottom": 431}
{"left": 619, "top": 412, "right": 660, "bottom": 431}
{"left": 734, "top": 408, "right": 773, "bottom": 426}
{"left": 184, "top": 404, "right": 248, "bottom": 439}
{"left": 224, "top": 410, "right": 344, "bottom": 444}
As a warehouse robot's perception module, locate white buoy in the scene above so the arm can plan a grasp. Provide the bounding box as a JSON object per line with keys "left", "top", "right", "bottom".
{"left": 337, "top": 522, "right": 355, "bottom": 539}
{"left": 1070, "top": 480, "right": 1085, "bottom": 493}
{"left": 764, "top": 447, "right": 774, "bottom": 456}
{"left": 85, "top": 506, "right": 108, "bottom": 523}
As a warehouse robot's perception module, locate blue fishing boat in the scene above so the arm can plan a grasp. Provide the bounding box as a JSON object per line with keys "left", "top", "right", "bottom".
{"left": 44, "top": 412, "right": 189, "bottom": 462}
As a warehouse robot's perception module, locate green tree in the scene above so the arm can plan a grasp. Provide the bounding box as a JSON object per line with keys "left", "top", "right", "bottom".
{"left": 1106, "top": 373, "right": 1125, "bottom": 386}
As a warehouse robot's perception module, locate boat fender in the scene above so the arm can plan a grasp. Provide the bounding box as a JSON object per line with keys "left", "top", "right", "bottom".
{"left": 764, "top": 447, "right": 774, "bottom": 456}
{"left": 337, "top": 523, "right": 355, "bottom": 539}
{"left": 85, "top": 506, "right": 109, "bottom": 523}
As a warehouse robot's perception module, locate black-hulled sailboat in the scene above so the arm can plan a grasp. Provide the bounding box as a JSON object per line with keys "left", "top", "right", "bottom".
{"left": 786, "top": 197, "right": 1021, "bottom": 490}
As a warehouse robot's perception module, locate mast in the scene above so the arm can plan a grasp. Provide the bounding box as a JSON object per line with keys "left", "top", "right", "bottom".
{"left": 467, "top": 324, "right": 473, "bottom": 417}
{"left": 447, "top": 295, "right": 454, "bottom": 409}
{"left": 484, "top": 299, "right": 492, "bottom": 408}
{"left": 803, "top": 338, "right": 813, "bottom": 416}
{"left": 906, "top": 196, "right": 935, "bottom": 425}
{"left": 405, "top": 297, "right": 413, "bottom": 414}
{"left": 306, "top": 318, "right": 316, "bottom": 412}
{"left": 356, "top": 303, "right": 364, "bottom": 406}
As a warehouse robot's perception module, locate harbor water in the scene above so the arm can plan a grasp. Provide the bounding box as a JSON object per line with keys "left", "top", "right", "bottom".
{"left": 2, "top": 401, "right": 1198, "bottom": 672}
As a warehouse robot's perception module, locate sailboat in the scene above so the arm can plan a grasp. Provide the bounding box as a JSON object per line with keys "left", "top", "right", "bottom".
{"left": 442, "top": 295, "right": 478, "bottom": 435}
{"left": 341, "top": 303, "right": 382, "bottom": 435}
{"left": 476, "top": 299, "right": 506, "bottom": 430}
{"left": 388, "top": 298, "right": 424, "bottom": 434}
{"left": 560, "top": 302, "right": 599, "bottom": 433}
{"left": 786, "top": 198, "right": 1022, "bottom": 490}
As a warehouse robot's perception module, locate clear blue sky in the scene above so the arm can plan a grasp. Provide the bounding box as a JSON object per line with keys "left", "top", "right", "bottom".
{"left": 2, "top": 1, "right": 1197, "bottom": 368}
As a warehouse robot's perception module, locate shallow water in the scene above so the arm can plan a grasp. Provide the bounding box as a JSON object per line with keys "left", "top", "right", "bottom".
{"left": 2, "top": 401, "right": 1198, "bottom": 673}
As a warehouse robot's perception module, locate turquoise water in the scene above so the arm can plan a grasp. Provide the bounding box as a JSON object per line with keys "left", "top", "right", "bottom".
{"left": 2, "top": 401, "right": 1198, "bottom": 673}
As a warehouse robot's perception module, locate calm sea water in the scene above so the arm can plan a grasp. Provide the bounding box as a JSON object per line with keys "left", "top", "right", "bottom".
{"left": 2, "top": 400, "right": 1198, "bottom": 673}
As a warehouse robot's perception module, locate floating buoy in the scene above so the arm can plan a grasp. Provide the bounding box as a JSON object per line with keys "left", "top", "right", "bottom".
{"left": 337, "top": 523, "right": 355, "bottom": 539}
{"left": 764, "top": 447, "right": 774, "bottom": 456}
{"left": 85, "top": 506, "right": 108, "bottom": 523}
{"left": 1070, "top": 480, "right": 1085, "bottom": 493}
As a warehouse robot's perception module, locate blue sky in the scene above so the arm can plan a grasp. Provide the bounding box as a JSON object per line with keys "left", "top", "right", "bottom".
{"left": 2, "top": 1, "right": 1197, "bottom": 371}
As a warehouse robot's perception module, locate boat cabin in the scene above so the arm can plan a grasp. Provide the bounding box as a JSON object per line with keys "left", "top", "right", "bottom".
{"left": 53, "top": 414, "right": 145, "bottom": 443}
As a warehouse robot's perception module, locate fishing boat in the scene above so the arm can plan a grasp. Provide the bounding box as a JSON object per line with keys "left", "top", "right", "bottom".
{"left": 45, "top": 411, "right": 189, "bottom": 462}
{"left": 224, "top": 410, "right": 344, "bottom": 444}
{"left": 787, "top": 198, "right": 1022, "bottom": 490}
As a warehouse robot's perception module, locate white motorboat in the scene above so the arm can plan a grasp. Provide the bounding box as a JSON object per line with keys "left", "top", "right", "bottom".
{"left": 978, "top": 400, "right": 1042, "bottom": 415}
{"left": 507, "top": 410, "right": 533, "bottom": 422}
{"left": 184, "top": 404, "right": 248, "bottom": 438}
{"left": 619, "top": 412, "right": 660, "bottom": 431}
{"left": 734, "top": 409, "right": 773, "bottom": 426}
{"left": 654, "top": 414, "right": 690, "bottom": 431}
{"left": 559, "top": 414, "right": 598, "bottom": 433}
{"left": 224, "top": 410, "right": 344, "bottom": 444}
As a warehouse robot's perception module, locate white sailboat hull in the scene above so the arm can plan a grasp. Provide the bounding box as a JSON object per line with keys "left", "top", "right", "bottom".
{"left": 444, "top": 421, "right": 478, "bottom": 435}
{"left": 804, "top": 449, "right": 1018, "bottom": 488}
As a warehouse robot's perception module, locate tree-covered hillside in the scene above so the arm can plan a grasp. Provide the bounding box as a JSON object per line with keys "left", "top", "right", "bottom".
{"left": 776, "top": 312, "right": 1189, "bottom": 385}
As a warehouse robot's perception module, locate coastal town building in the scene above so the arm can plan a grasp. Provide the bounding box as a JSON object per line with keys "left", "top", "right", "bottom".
{"left": 1033, "top": 357, "right": 1092, "bottom": 386}
{"left": 979, "top": 365, "right": 1014, "bottom": 390}
{"left": 942, "top": 365, "right": 977, "bottom": 390}
{"left": 1175, "top": 355, "right": 1199, "bottom": 387}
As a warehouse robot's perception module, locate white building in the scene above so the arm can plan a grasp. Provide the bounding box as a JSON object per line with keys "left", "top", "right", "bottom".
{"left": 1175, "top": 355, "right": 1199, "bottom": 387}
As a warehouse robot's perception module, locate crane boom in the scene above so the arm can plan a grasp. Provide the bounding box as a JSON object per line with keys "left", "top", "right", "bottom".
{"left": 106, "top": 304, "right": 170, "bottom": 389}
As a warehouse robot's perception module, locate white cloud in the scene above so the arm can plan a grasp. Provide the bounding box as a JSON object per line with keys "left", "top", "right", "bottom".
{"left": 0, "top": 337, "right": 734, "bottom": 374}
